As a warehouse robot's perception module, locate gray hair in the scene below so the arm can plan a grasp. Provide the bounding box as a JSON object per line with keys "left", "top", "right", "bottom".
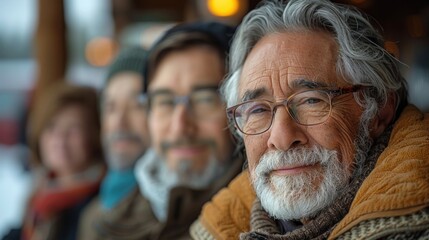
{"left": 222, "top": 0, "right": 407, "bottom": 115}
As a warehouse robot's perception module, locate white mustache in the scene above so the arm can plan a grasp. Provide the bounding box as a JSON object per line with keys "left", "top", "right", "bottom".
{"left": 255, "top": 146, "right": 337, "bottom": 177}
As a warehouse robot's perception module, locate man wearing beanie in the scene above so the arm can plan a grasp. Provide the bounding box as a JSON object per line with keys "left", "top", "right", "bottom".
{"left": 78, "top": 46, "right": 151, "bottom": 239}
{"left": 130, "top": 21, "right": 243, "bottom": 239}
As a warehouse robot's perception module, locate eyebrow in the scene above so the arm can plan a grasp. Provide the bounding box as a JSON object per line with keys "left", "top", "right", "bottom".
{"left": 148, "top": 89, "right": 173, "bottom": 97}
{"left": 192, "top": 85, "right": 219, "bottom": 92}
{"left": 242, "top": 87, "right": 266, "bottom": 102}
{"left": 240, "top": 79, "right": 331, "bottom": 102}
{"left": 290, "top": 79, "right": 330, "bottom": 89}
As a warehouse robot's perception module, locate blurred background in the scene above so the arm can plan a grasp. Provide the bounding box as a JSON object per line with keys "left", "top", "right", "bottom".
{"left": 0, "top": 0, "right": 428, "bottom": 236}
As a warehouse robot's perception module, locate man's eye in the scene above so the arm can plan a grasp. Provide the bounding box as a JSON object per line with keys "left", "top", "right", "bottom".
{"left": 154, "top": 98, "right": 175, "bottom": 107}
{"left": 247, "top": 104, "right": 270, "bottom": 115}
{"left": 294, "top": 96, "right": 326, "bottom": 107}
{"left": 195, "top": 96, "right": 216, "bottom": 105}
{"left": 192, "top": 90, "right": 220, "bottom": 105}
{"left": 304, "top": 98, "right": 323, "bottom": 104}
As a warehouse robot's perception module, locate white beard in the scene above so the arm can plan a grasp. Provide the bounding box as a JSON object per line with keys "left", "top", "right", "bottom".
{"left": 251, "top": 146, "right": 351, "bottom": 220}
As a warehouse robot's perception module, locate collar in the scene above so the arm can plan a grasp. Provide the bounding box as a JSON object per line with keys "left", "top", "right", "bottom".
{"left": 100, "top": 165, "right": 138, "bottom": 210}
{"left": 330, "top": 105, "right": 429, "bottom": 238}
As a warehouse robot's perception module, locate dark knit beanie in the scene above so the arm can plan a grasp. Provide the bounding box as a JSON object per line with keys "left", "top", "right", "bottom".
{"left": 105, "top": 46, "right": 147, "bottom": 86}
{"left": 144, "top": 21, "right": 236, "bottom": 93}
{"left": 154, "top": 21, "right": 236, "bottom": 56}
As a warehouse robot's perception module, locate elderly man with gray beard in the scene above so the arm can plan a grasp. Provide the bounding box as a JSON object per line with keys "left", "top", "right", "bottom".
{"left": 191, "top": 0, "right": 429, "bottom": 239}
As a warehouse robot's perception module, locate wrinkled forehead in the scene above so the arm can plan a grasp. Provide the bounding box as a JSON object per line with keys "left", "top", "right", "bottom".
{"left": 239, "top": 66, "right": 335, "bottom": 97}
{"left": 238, "top": 31, "right": 345, "bottom": 99}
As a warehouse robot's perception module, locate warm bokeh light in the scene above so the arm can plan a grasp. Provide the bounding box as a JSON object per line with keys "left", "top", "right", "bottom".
{"left": 85, "top": 37, "right": 116, "bottom": 67}
{"left": 207, "top": 0, "right": 240, "bottom": 17}
{"left": 384, "top": 41, "right": 400, "bottom": 58}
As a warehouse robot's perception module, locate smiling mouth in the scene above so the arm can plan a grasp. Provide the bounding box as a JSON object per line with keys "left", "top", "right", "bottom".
{"left": 271, "top": 163, "right": 319, "bottom": 176}
{"left": 169, "top": 146, "right": 205, "bottom": 158}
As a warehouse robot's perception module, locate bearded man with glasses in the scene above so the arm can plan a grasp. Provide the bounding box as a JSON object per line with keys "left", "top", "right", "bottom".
{"left": 132, "top": 22, "right": 244, "bottom": 239}
{"left": 191, "top": 0, "right": 429, "bottom": 239}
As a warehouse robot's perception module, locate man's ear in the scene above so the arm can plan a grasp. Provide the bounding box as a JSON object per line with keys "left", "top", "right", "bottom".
{"left": 370, "top": 93, "right": 397, "bottom": 138}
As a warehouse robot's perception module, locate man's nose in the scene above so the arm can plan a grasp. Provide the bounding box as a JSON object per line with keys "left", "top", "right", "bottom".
{"left": 169, "top": 103, "right": 197, "bottom": 138}
{"left": 116, "top": 108, "right": 130, "bottom": 128}
{"left": 266, "top": 107, "right": 308, "bottom": 151}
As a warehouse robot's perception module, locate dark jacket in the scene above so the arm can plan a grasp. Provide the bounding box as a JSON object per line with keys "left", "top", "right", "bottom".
{"left": 78, "top": 155, "right": 244, "bottom": 240}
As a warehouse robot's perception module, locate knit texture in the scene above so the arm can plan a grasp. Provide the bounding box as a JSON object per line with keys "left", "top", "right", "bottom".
{"left": 105, "top": 46, "right": 147, "bottom": 84}
{"left": 336, "top": 207, "right": 429, "bottom": 240}
{"left": 330, "top": 105, "right": 429, "bottom": 238}
{"left": 151, "top": 22, "right": 235, "bottom": 57}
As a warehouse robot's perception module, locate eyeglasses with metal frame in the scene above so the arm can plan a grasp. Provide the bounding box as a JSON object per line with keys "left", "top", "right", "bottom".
{"left": 226, "top": 85, "right": 369, "bottom": 135}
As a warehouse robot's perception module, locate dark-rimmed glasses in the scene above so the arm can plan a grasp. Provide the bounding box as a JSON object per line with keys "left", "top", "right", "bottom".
{"left": 144, "top": 86, "right": 224, "bottom": 119}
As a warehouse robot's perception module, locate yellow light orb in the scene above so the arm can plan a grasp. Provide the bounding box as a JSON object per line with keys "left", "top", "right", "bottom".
{"left": 207, "top": 0, "right": 239, "bottom": 17}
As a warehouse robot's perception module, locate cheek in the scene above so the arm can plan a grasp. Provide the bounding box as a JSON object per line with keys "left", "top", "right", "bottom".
{"left": 325, "top": 110, "right": 361, "bottom": 167}
{"left": 243, "top": 135, "right": 266, "bottom": 173}
{"left": 102, "top": 113, "right": 116, "bottom": 134}
{"left": 40, "top": 133, "right": 55, "bottom": 163}
{"left": 70, "top": 133, "right": 90, "bottom": 154}
{"left": 131, "top": 113, "right": 149, "bottom": 138}
{"left": 148, "top": 114, "right": 165, "bottom": 152}
{"left": 199, "top": 120, "right": 232, "bottom": 156}
{"left": 40, "top": 132, "right": 51, "bottom": 150}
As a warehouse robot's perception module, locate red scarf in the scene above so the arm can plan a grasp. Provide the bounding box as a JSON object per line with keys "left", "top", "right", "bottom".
{"left": 22, "top": 168, "right": 104, "bottom": 240}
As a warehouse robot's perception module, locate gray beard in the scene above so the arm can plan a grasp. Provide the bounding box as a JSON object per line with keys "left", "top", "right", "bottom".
{"left": 103, "top": 131, "right": 145, "bottom": 170}
{"left": 134, "top": 149, "right": 227, "bottom": 222}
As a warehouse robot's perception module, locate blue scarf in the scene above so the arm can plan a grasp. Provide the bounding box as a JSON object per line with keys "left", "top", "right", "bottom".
{"left": 100, "top": 168, "right": 137, "bottom": 210}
